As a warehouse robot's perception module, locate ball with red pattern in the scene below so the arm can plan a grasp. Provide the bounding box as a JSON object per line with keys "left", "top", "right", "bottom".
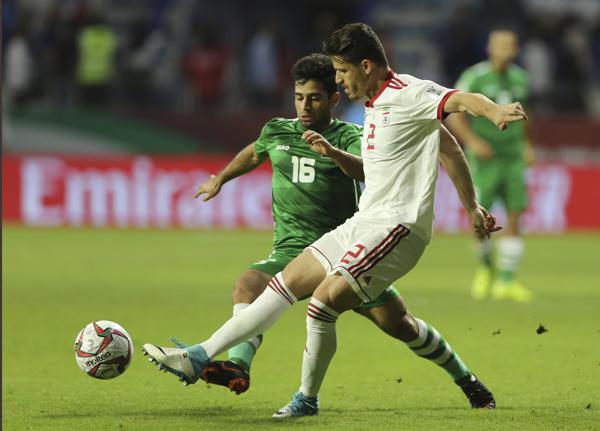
{"left": 74, "top": 320, "right": 133, "bottom": 379}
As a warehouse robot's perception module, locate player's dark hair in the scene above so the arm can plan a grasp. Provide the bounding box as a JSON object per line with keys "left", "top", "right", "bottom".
{"left": 322, "top": 22, "right": 388, "bottom": 66}
{"left": 291, "top": 53, "right": 337, "bottom": 96}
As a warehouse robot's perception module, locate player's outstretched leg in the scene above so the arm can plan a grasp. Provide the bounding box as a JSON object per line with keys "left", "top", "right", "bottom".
{"left": 143, "top": 271, "right": 299, "bottom": 387}
{"left": 142, "top": 337, "right": 209, "bottom": 385}
{"left": 406, "top": 318, "right": 495, "bottom": 408}
{"left": 203, "top": 269, "right": 270, "bottom": 394}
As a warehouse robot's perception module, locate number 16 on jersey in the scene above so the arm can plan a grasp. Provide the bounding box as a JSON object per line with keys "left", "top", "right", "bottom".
{"left": 291, "top": 156, "right": 316, "bottom": 183}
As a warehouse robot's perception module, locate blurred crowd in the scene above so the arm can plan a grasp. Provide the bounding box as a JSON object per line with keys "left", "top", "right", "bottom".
{"left": 3, "top": 0, "right": 600, "bottom": 116}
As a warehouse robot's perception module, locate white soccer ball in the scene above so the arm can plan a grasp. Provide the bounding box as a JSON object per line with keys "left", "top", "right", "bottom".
{"left": 74, "top": 320, "right": 133, "bottom": 379}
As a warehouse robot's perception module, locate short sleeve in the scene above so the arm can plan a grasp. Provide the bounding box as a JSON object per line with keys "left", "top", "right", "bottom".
{"left": 408, "top": 80, "right": 457, "bottom": 121}
{"left": 254, "top": 120, "right": 275, "bottom": 157}
{"left": 341, "top": 124, "right": 362, "bottom": 156}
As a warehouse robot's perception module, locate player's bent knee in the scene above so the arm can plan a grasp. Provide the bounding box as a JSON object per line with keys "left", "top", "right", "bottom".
{"left": 232, "top": 270, "right": 271, "bottom": 304}
{"left": 282, "top": 250, "right": 327, "bottom": 298}
{"left": 313, "top": 274, "right": 361, "bottom": 313}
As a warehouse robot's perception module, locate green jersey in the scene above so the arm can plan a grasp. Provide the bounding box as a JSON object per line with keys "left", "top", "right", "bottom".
{"left": 455, "top": 61, "right": 529, "bottom": 157}
{"left": 254, "top": 117, "right": 362, "bottom": 255}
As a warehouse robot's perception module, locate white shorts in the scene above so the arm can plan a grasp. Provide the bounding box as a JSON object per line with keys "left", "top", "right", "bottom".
{"left": 308, "top": 213, "right": 426, "bottom": 303}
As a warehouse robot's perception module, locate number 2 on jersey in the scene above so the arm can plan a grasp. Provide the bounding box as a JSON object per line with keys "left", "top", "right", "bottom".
{"left": 367, "top": 123, "right": 376, "bottom": 150}
{"left": 291, "top": 156, "right": 316, "bottom": 183}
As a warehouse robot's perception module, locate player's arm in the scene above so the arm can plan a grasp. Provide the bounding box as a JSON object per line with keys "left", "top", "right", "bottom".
{"left": 439, "top": 124, "right": 501, "bottom": 238}
{"left": 446, "top": 113, "right": 494, "bottom": 160}
{"left": 194, "top": 142, "right": 265, "bottom": 201}
{"left": 443, "top": 91, "right": 527, "bottom": 131}
{"left": 302, "top": 130, "right": 365, "bottom": 181}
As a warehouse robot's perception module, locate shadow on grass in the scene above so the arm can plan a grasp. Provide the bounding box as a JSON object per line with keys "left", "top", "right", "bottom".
{"left": 41, "top": 405, "right": 248, "bottom": 420}
{"left": 40, "top": 404, "right": 539, "bottom": 422}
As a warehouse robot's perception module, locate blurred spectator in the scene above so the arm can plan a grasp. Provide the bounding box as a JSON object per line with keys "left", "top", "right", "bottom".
{"left": 4, "top": 20, "right": 36, "bottom": 108}
{"left": 245, "top": 21, "right": 281, "bottom": 106}
{"left": 44, "top": 5, "right": 79, "bottom": 107}
{"left": 120, "top": 18, "right": 154, "bottom": 105}
{"left": 76, "top": 12, "right": 117, "bottom": 106}
{"left": 438, "top": 1, "right": 481, "bottom": 85}
{"left": 182, "top": 24, "right": 230, "bottom": 110}
{"left": 521, "top": 17, "right": 555, "bottom": 113}
{"left": 556, "top": 16, "right": 595, "bottom": 112}
{"left": 2, "top": 0, "right": 598, "bottom": 117}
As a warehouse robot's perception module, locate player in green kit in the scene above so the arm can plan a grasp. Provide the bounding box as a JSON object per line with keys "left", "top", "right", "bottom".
{"left": 448, "top": 28, "right": 534, "bottom": 303}
{"left": 192, "top": 53, "right": 495, "bottom": 408}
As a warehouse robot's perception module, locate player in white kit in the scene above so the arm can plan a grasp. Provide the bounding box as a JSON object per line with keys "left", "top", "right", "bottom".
{"left": 143, "top": 23, "right": 526, "bottom": 417}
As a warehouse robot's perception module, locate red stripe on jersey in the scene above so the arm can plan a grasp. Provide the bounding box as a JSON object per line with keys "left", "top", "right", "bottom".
{"left": 388, "top": 76, "right": 406, "bottom": 90}
{"left": 437, "top": 89, "right": 458, "bottom": 121}
{"left": 366, "top": 70, "right": 396, "bottom": 107}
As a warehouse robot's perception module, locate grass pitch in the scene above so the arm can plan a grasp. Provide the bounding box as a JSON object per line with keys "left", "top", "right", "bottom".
{"left": 3, "top": 227, "right": 600, "bottom": 430}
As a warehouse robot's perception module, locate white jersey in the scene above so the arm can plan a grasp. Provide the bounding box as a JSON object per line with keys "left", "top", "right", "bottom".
{"left": 359, "top": 72, "right": 457, "bottom": 243}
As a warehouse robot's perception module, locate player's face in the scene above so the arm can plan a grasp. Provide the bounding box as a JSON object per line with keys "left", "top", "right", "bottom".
{"left": 332, "top": 56, "right": 369, "bottom": 100}
{"left": 294, "top": 79, "right": 339, "bottom": 130}
{"left": 487, "top": 31, "right": 519, "bottom": 66}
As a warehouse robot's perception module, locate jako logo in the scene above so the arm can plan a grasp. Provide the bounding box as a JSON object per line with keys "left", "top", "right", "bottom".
{"left": 276, "top": 145, "right": 289, "bottom": 151}
{"left": 86, "top": 351, "right": 112, "bottom": 367}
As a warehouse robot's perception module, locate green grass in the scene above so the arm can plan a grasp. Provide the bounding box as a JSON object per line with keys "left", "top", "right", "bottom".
{"left": 3, "top": 227, "right": 600, "bottom": 430}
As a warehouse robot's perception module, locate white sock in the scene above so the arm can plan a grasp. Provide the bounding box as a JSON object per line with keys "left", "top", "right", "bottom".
{"left": 497, "top": 236, "right": 524, "bottom": 274}
{"left": 233, "top": 303, "right": 250, "bottom": 316}
{"left": 299, "top": 298, "right": 339, "bottom": 397}
{"left": 200, "top": 273, "right": 296, "bottom": 358}
{"left": 232, "top": 303, "right": 262, "bottom": 350}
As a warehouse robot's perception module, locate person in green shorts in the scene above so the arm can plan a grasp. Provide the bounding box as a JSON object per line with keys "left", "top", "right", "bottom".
{"left": 448, "top": 28, "right": 535, "bottom": 302}
{"left": 192, "top": 53, "right": 495, "bottom": 407}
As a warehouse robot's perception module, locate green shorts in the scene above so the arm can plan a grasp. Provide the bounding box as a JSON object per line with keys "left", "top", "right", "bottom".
{"left": 468, "top": 154, "right": 528, "bottom": 212}
{"left": 249, "top": 250, "right": 401, "bottom": 309}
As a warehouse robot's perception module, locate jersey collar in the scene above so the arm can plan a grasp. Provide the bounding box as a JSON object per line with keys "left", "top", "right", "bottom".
{"left": 295, "top": 118, "right": 337, "bottom": 134}
{"left": 365, "top": 70, "right": 395, "bottom": 107}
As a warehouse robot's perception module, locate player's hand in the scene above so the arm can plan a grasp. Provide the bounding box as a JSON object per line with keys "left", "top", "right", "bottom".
{"left": 194, "top": 174, "right": 222, "bottom": 201}
{"left": 467, "top": 205, "right": 503, "bottom": 239}
{"left": 494, "top": 102, "right": 527, "bottom": 130}
{"left": 470, "top": 138, "right": 494, "bottom": 160}
{"left": 303, "top": 130, "right": 335, "bottom": 157}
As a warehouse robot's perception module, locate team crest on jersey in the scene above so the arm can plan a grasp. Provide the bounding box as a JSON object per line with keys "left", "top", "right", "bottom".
{"left": 380, "top": 111, "right": 391, "bottom": 127}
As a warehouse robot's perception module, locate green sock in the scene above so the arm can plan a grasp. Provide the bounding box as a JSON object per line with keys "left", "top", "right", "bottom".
{"left": 227, "top": 334, "right": 263, "bottom": 371}
{"left": 498, "top": 269, "right": 514, "bottom": 282}
{"left": 407, "top": 319, "right": 470, "bottom": 382}
{"left": 475, "top": 239, "right": 494, "bottom": 267}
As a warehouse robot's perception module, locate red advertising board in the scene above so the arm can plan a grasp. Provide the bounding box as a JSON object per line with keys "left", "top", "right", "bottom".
{"left": 3, "top": 155, "right": 600, "bottom": 231}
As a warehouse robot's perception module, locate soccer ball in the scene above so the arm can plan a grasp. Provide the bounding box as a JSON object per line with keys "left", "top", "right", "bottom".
{"left": 74, "top": 320, "right": 133, "bottom": 379}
